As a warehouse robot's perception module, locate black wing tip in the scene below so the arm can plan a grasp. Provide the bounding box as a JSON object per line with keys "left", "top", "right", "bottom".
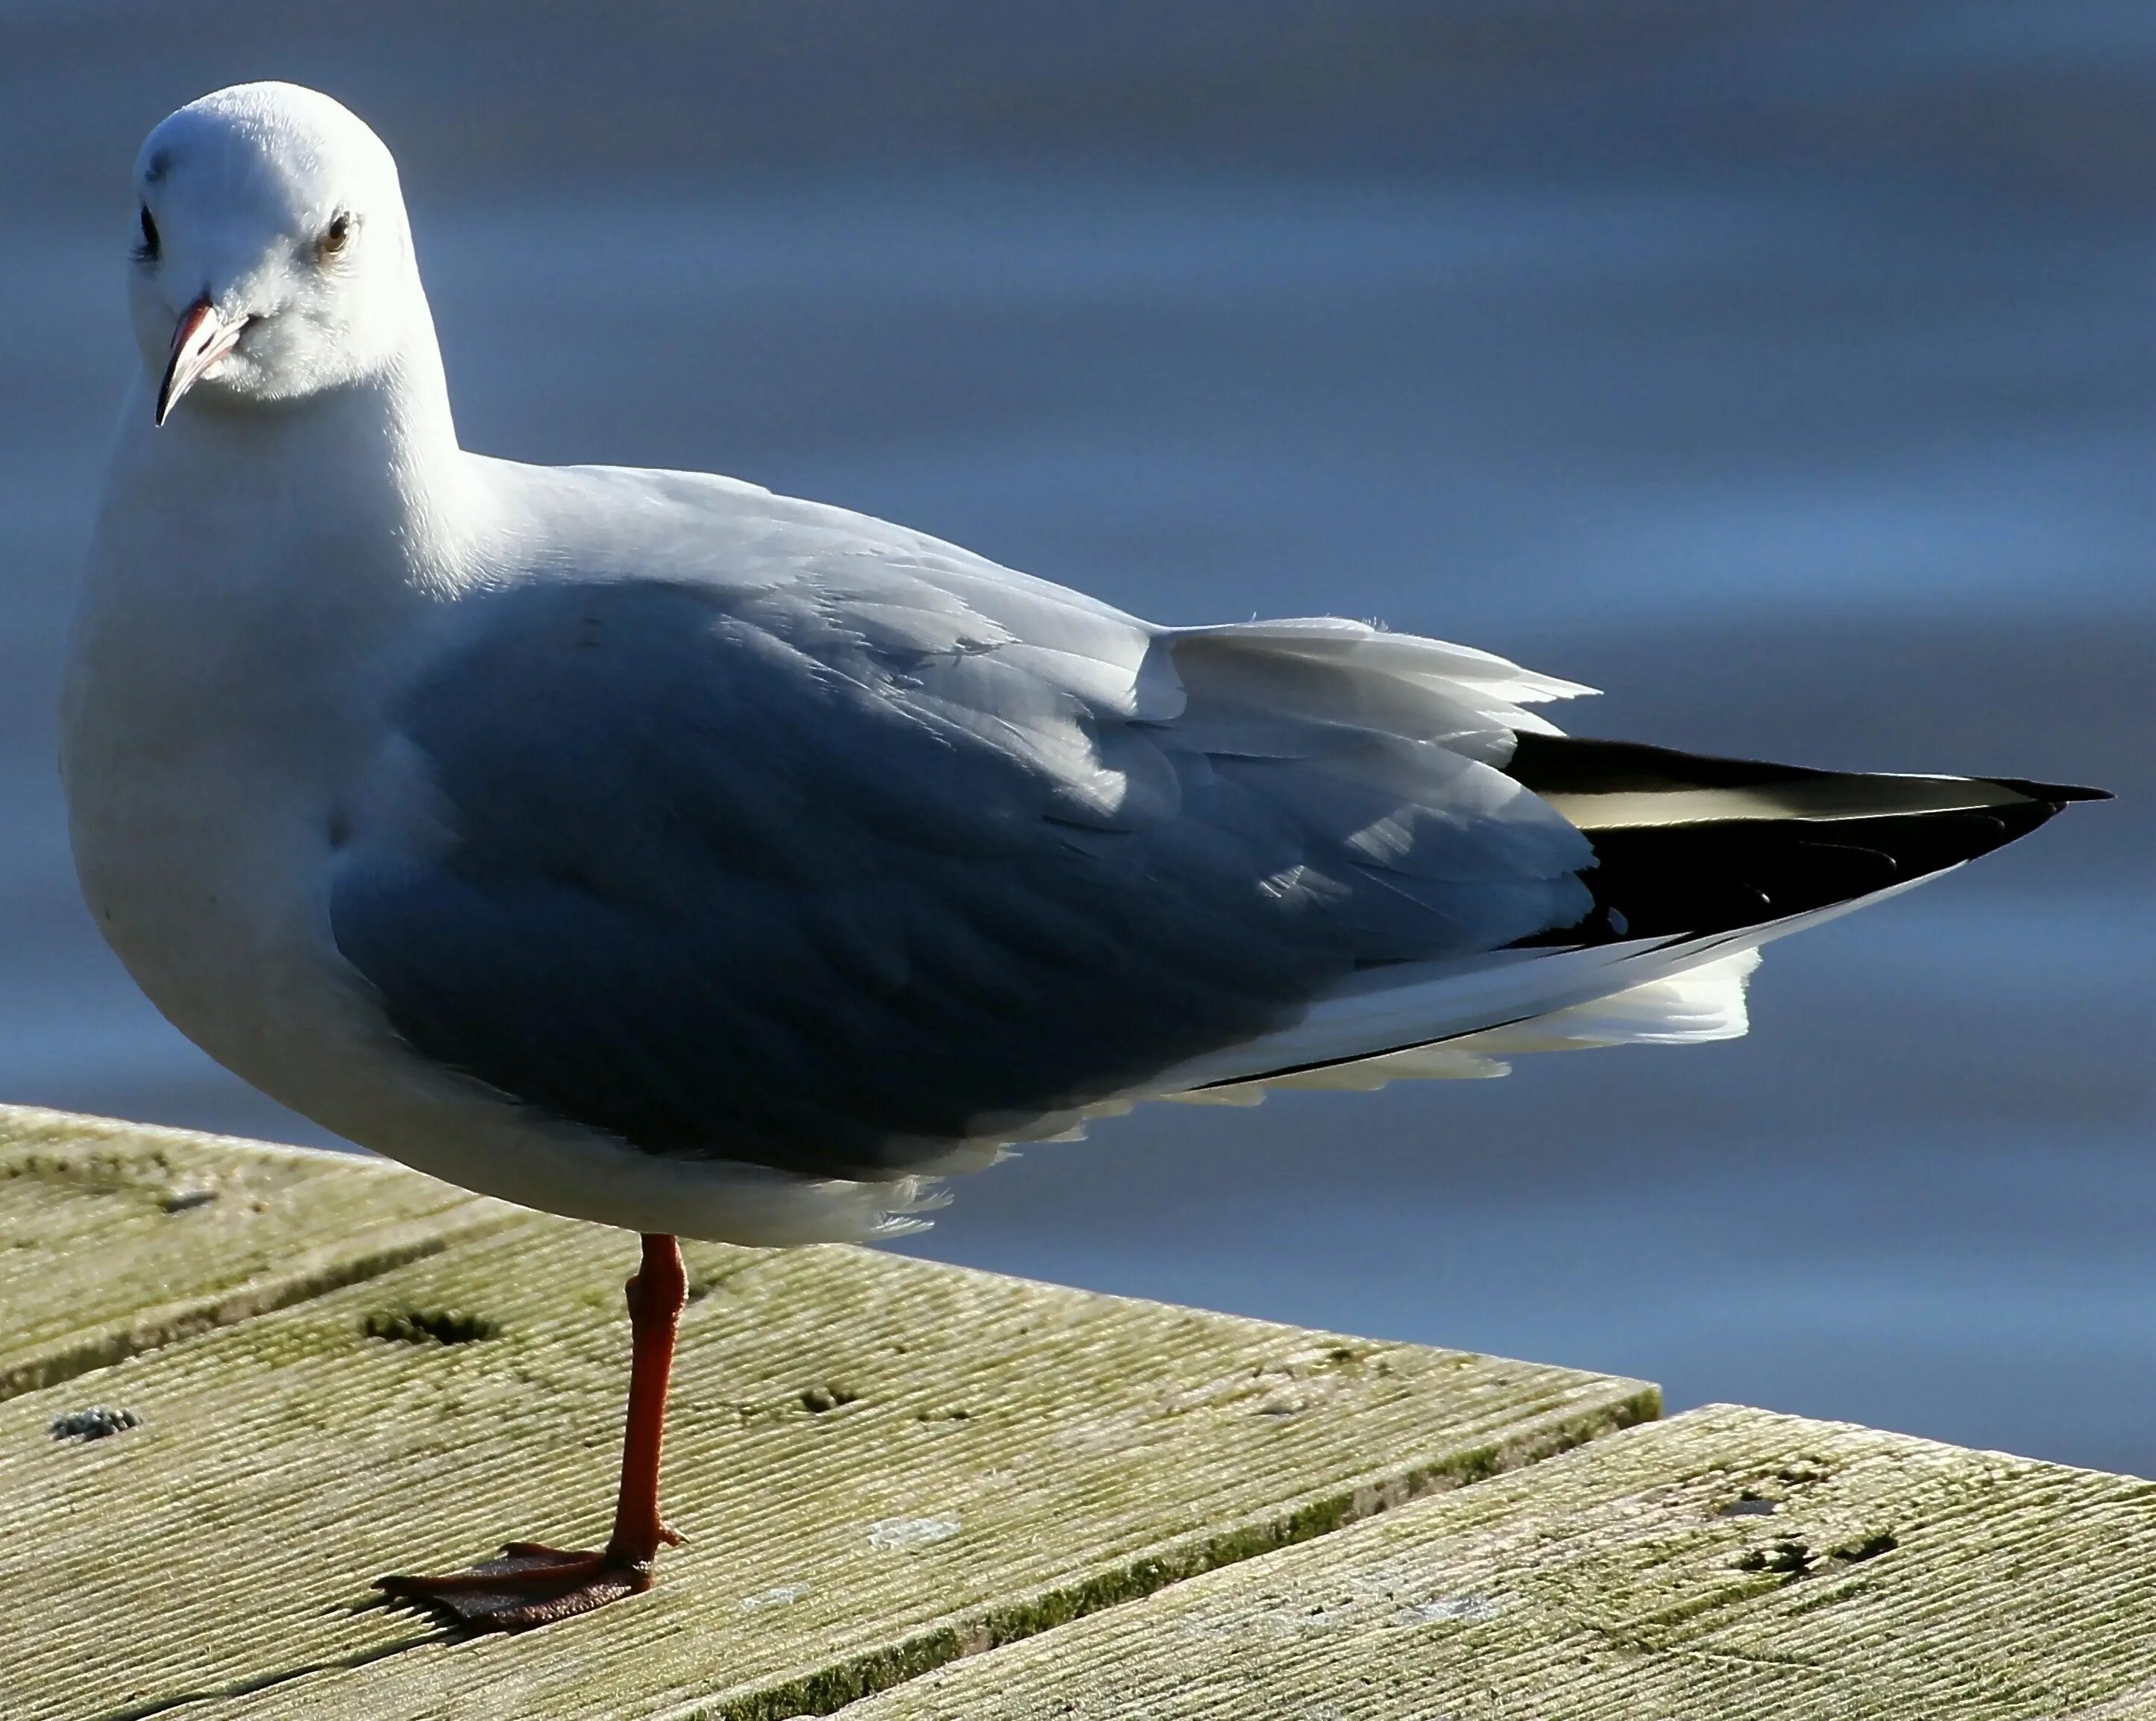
{"left": 1503, "top": 739, "right": 2108, "bottom": 951}
{"left": 1990, "top": 777, "right": 2112, "bottom": 807}
{"left": 1508, "top": 734, "right": 2111, "bottom": 808}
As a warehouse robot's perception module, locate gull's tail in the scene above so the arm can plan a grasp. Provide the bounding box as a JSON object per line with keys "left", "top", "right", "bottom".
{"left": 1154, "top": 737, "right": 2108, "bottom": 1101}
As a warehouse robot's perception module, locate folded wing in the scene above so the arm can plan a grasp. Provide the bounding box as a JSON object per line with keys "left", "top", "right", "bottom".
{"left": 330, "top": 470, "right": 1600, "bottom": 1177}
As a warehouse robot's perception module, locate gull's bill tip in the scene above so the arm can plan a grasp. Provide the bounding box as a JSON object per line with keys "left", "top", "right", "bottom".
{"left": 155, "top": 295, "right": 248, "bottom": 426}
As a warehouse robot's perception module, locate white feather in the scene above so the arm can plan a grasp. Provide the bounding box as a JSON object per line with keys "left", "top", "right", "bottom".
{"left": 1148, "top": 878, "right": 1939, "bottom": 1103}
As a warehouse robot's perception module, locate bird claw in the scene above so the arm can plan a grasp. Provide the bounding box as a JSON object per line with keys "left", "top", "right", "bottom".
{"left": 376, "top": 1541, "right": 657, "bottom": 1631}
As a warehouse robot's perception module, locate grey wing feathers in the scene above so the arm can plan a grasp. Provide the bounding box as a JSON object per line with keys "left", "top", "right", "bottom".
{"left": 330, "top": 471, "right": 1594, "bottom": 1175}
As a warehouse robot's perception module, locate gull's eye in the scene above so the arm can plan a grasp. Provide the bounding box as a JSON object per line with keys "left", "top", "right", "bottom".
{"left": 134, "top": 206, "right": 160, "bottom": 263}
{"left": 316, "top": 212, "right": 353, "bottom": 261}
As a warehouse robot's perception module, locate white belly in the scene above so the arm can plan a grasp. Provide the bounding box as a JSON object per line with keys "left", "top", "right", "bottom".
{"left": 68, "top": 731, "right": 351, "bottom": 1105}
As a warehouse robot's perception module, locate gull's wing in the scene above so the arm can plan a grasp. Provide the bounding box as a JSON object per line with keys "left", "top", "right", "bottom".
{"left": 329, "top": 464, "right": 1597, "bottom": 1177}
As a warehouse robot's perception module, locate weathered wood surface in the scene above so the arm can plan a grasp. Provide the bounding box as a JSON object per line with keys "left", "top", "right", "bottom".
{"left": 855, "top": 1402, "right": 2156, "bottom": 1720}
{"left": 0, "top": 1105, "right": 511, "bottom": 1402}
{"left": 0, "top": 1110, "right": 1654, "bottom": 1721}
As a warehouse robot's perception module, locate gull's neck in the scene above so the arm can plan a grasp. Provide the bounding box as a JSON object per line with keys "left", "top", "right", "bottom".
{"left": 69, "top": 291, "right": 491, "bottom": 773}
{"left": 100, "top": 292, "right": 485, "bottom": 611}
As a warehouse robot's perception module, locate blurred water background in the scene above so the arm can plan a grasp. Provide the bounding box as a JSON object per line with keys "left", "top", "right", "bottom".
{"left": 1, "top": 2, "right": 2148, "bottom": 1469}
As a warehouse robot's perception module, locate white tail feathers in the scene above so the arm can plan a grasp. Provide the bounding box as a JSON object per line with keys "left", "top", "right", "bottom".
{"left": 1459, "top": 946, "right": 1761, "bottom": 1053}
{"left": 1169, "top": 947, "right": 1762, "bottom": 1104}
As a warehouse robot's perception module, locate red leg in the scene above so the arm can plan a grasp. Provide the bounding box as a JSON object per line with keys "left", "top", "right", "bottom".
{"left": 605, "top": 1230, "right": 689, "bottom": 1564}
{"left": 377, "top": 1233, "right": 688, "bottom": 1630}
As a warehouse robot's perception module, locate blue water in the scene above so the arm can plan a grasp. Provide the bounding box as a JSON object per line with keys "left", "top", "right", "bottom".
{"left": 0, "top": 3, "right": 2147, "bottom": 1470}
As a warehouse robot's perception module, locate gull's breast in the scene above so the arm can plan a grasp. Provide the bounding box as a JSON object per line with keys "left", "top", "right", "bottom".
{"left": 63, "top": 650, "right": 377, "bottom": 1110}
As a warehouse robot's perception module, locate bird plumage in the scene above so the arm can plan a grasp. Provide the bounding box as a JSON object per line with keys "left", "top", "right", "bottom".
{"left": 65, "top": 82, "right": 2102, "bottom": 1248}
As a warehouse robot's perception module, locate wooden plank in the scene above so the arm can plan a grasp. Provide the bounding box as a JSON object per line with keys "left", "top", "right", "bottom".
{"left": 0, "top": 1104, "right": 513, "bottom": 1400}
{"left": 0, "top": 1131, "right": 1655, "bottom": 1721}
{"left": 850, "top": 1402, "right": 2156, "bottom": 1720}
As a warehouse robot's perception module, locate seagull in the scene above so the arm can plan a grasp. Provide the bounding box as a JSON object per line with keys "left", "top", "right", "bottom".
{"left": 62, "top": 82, "right": 2103, "bottom": 1629}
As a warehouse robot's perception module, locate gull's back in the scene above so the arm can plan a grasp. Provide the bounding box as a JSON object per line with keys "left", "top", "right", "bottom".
{"left": 333, "top": 456, "right": 1601, "bottom": 1178}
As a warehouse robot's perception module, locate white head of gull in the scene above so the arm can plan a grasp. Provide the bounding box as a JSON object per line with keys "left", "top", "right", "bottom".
{"left": 62, "top": 82, "right": 2103, "bottom": 1628}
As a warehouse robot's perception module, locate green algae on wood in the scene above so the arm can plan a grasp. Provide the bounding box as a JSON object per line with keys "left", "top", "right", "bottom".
{"left": 0, "top": 1130, "right": 1652, "bottom": 1721}
{"left": 0, "top": 1104, "right": 513, "bottom": 1400}
{"left": 848, "top": 1403, "right": 2156, "bottom": 1721}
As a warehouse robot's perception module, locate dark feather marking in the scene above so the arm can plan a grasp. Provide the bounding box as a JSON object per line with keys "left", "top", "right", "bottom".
{"left": 1504, "top": 733, "right": 2099, "bottom": 946}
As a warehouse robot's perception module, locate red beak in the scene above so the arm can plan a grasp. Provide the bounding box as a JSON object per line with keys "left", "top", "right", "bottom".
{"left": 156, "top": 296, "right": 248, "bottom": 426}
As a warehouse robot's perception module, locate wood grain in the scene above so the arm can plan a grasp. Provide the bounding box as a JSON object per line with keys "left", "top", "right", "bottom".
{"left": 853, "top": 1402, "right": 2156, "bottom": 1720}
{"left": 0, "top": 1112, "right": 1653, "bottom": 1720}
